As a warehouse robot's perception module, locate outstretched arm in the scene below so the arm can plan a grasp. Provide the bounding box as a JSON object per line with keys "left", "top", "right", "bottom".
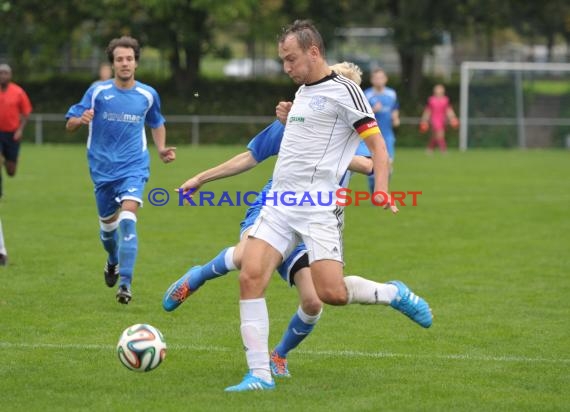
{"left": 179, "top": 151, "right": 258, "bottom": 195}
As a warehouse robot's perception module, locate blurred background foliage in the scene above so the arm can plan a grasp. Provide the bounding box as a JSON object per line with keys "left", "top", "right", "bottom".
{"left": 1, "top": 0, "right": 569, "bottom": 145}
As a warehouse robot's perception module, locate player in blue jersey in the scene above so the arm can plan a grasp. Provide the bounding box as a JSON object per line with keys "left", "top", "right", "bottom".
{"left": 363, "top": 68, "right": 400, "bottom": 192}
{"left": 65, "top": 36, "right": 176, "bottom": 304}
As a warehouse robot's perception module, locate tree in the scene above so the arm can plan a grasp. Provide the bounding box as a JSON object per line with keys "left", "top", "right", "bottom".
{"left": 220, "top": 0, "right": 283, "bottom": 76}
{"left": 510, "top": 0, "right": 569, "bottom": 61}
{"left": 0, "top": 0, "right": 262, "bottom": 91}
{"left": 0, "top": 0, "right": 97, "bottom": 76}
{"left": 457, "top": 0, "right": 511, "bottom": 60}
{"left": 137, "top": 0, "right": 262, "bottom": 94}
{"left": 382, "top": 0, "right": 461, "bottom": 98}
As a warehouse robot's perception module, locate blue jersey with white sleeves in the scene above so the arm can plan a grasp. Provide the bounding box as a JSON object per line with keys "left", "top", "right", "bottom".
{"left": 65, "top": 80, "right": 165, "bottom": 185}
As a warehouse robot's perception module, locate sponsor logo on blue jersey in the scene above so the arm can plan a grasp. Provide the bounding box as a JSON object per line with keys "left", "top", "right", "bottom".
{"left": 102, "top": 112, "right": 143, "bottom": 123}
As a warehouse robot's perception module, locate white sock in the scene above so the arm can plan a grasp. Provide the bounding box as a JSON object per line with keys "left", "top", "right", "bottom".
{"left": 240, "top": 298, "right": 272, "bottom": 382}
{"left": 344, "top": 276, "right": 397, "bottom": 305}
{"left": 0, "top": 218, "right": 6, "bottom": 255}
{"left": 118, "top": 210, "right": 137, "bottom": 223}
{"left": 297, "top": 306, "right": 322, "bottom": 324}
{"left": 225, "top": 247, "right": 237, "bottom": 271}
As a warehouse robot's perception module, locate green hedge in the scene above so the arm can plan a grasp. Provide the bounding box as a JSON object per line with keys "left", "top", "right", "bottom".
{"left": 22, "top": 74, "right": 458, "bottom": 146}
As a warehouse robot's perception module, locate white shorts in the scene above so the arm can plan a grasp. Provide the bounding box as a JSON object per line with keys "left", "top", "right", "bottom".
{"left": 248, "top": 204, "right": 345, "bottom": 264}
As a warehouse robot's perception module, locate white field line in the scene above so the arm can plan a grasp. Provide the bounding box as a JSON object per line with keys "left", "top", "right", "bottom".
{"left": 1, "top": 341, "right": 568, "bottom": 364}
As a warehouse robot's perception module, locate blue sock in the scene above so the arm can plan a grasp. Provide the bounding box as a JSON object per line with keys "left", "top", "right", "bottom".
{"left": 118, "top": 212, "right": 138, "bottom": 287}
{"left": 100, "top": 229, "right": 118, "bottom": 265}
{"left": 188, "top": 247, "right": 235, "bottom": 290}
{"left": 274, "top": 307, "right": 321, "bottom": 358}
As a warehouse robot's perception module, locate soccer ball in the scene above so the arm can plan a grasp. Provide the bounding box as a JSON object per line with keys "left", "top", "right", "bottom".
{"left": 117, "top": 324, "right": 167, "bottom": 372}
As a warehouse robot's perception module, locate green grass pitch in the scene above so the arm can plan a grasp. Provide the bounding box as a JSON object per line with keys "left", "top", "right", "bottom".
{"left": 1, "top": 144, "right": 568, "bottom": 411}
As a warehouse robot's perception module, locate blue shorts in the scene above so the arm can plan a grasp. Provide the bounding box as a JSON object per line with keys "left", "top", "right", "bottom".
{"left": 94, "top": 175, "right": 147, "bottom": 219}
{"left": 239, "top": 202, "right": 260, "bottom": 238}
{"left": 278, "top": 243, "right": 308, "bottom": 286}
{"left": 240, "top": 199, "right": 308, "bottom": 286}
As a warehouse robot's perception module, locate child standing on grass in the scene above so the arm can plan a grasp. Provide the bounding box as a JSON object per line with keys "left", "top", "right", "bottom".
{"left": 420, "top": 84, "right": 459, "bottom": 153}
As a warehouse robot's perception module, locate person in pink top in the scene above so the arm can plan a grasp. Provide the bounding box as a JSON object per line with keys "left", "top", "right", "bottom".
{"left": 419, "top": 84, "right": 458, "bottom": 153}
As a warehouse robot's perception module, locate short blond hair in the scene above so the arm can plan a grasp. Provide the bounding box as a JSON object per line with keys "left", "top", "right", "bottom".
{"left": 329, "top": 61, "right": 363, "bottom": 85}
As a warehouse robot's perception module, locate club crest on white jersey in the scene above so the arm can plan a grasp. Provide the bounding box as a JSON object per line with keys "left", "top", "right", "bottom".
{"left": 309, "top": 95, "right": 327, "bottom": 111}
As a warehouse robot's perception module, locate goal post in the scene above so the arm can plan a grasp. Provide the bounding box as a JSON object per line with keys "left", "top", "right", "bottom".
{"left": 459, "top": 61, "right": 570, "bottom": 150}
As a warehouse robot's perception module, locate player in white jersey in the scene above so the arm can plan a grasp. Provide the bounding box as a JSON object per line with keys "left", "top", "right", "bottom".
{"left": 225, "top": 20, "right": 433, "bottom": 392}
{"left": 167, "top": 62, "right": 423, "bottom": 380}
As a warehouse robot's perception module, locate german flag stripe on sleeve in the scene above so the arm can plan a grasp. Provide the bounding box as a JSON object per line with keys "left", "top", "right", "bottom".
{"left": 354, "top": 117, "right": 380, "bottom": 139}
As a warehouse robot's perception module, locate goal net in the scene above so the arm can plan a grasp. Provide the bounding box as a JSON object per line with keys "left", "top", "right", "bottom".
{"left": 459, "top": 62, "right": 570, "bottom": 150}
